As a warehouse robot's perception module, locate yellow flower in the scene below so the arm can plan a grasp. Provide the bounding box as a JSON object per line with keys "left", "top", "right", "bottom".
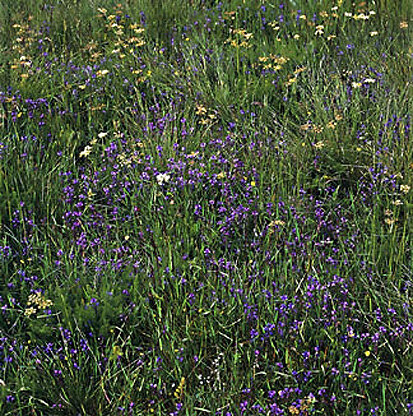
{"left": 314, "top": 141, "right": 325, "bottom": 149}
{"left": 269, "top": 220, "right": 285, "bottom": 227}
{"left": 173, "top": 377, "right": 185, "bottom": 398}
{"left": 353, "top": 13, "right": 369, "bottom": 20}
{"left": 288, "top": 405, "right": 300, "bottom": 415}
{"left": 79, "top": 145, "right": 93, "bottom": 158}
{"left": 97, "top": 69, "right": 109, "bottom": 77}
{"left": 25, "top": 307, "right": 36, "bottom": 316}
{"left": 111, "top": 345, "right": 123, "bottom": 359}
{"left": 293, "top": 66, "right": 306, "bottom": 75}
{"left": 195, "top": 105, "right": 207, "bottom": 115}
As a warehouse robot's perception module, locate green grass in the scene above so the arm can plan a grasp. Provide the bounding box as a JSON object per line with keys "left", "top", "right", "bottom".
{"left": 0, "top": 0, "right": 412, "bottom": 415}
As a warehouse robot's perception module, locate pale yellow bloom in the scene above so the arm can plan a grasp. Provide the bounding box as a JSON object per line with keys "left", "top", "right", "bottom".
{"left": 353, "top": 13, "right": 369, "bottom": 21}
{"left": 100, "top": 69, "right": 109, "bottom": 76}
{"left": 314, "top": 141, "right": 325, "bottom": 149}
{"left": 315, "top": 25, "right": 324, "bottom": 36}
{"left": 25, "top": 307, "right": 37, "bottom": 317}
{"left": 269, "top": 220, "right": 285, "bottom": 227}
{"left": 195, "top": 105, "right": 207, "bottom": 115}
{"left": 79, "top": 145, "right": 93, "bottom": 158}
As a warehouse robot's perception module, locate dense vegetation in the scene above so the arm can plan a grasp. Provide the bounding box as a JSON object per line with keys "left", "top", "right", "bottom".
{"left": 0, "top": 0, "right": 411, "bottom": 414}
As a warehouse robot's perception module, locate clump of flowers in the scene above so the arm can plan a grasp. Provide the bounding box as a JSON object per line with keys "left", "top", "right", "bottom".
{"left": 253, "top": 54, "right": 289, "bottom": 73}
{"left": 173, "top": 377, "right": 185, "bottom": 399}
{"left": 25, "top": 291, "right": 53, "bottom": 317}
{"left": 226, "top": 28, "right": 254, "bottom": 49}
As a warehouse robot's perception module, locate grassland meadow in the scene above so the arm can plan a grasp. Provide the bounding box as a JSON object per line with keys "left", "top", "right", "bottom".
{"left": 0, "top": 0, "right": 412, "bottom": 414}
